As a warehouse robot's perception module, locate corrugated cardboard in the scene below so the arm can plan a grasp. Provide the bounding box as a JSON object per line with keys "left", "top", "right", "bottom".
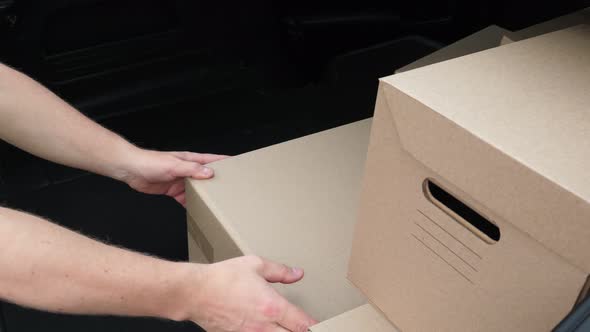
{"left": 396, "top": 25, "right": 516, "bottom": 73}
{"left": 310, "top": 304, "right": 398, "bottom": 332}
{"left": 513, "top": 7, "right": 589, "bottom": 40}
{"left": 185, "top": 120, "right": 371, "bottom": 321}
{"left": 349, "top": 26, "right": 590, "bottom": 331}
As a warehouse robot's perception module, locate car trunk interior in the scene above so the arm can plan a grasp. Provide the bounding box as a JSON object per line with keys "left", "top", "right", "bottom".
{"left": 0, "top": 1, "right": 588, "bottom": 331}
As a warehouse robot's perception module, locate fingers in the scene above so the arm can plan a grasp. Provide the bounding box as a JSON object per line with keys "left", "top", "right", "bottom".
{"left": 168, "top": 152, "right": 228, "bottom": 181}
{"left": 276, "top": 298, "right": 318, "bottom": 332}
{"left": 263, "top": 324, "right": 290, "bottom": 332}
{"left": 174, "top": 193, "right": 186, "bottom": 206}
{"left": 165, "top": 180, "right": 185, "bottom": 197}
{"left": 172, "top": 152, "right": 229, "bottom": 164}
{"left": 171, "top": 160, "right": 214, "bottom": 179}
{"left": 196, "top": 153, "right": 230, "bottom": 164}
{"left": 256, "top": 258, "right": 316, "bottom": 330}
{"left": 259, "top": 258, "right": 304, "bottom": 284}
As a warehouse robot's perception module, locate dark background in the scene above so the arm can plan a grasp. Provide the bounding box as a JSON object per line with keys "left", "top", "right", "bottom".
{"left": 0, "top": 1, "right": 588, "bottom": 331}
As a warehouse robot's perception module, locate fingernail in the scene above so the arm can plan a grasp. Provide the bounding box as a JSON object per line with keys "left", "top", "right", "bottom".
{"left": 199, "top": 167, "right": 213, "bottom": 177}
{"left": 291, "top": 267, "right": 303, "bottom": 277}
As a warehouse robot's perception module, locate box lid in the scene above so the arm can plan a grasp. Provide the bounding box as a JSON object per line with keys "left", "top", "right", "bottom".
{"left": 380, "top": 25, "right": 590, "bottom": 271}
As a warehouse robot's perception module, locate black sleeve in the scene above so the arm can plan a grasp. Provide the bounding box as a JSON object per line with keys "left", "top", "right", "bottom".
{"left": 554, "top": 296, "right": 590, "bottom": 332}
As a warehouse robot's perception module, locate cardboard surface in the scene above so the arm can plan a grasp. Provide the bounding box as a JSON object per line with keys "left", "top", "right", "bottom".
{"left": 349, "top": 26, "right": 590, "bottom": 331}
{"left": 499, "top": 35, "right": 515, "bottom": 45}
{"left": 396, "top": 25, "right": 516, "bottom": 73}
{"left": 186, "top": 120, "right": 371, "bottom": 321}
{"left": 310, "top": 304, "right": 398, "bottom": 332}
{"left": 187, "top": 225, "right": 208, "bottom": 264}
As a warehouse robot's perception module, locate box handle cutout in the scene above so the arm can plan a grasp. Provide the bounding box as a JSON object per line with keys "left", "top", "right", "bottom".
{"left": 424, "top": 179, "right": 500, "bottom": 243}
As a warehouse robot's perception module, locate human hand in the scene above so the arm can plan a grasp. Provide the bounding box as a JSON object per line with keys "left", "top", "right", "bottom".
{"left": 121, "top": 149, "right": 228, "bottom": 205}
{"left": 188, "top": 256, "right": 317, "bottom": 332}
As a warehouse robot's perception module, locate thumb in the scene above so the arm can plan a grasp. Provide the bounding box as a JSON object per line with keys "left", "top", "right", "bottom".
{"left": 171, "top": 161, "right": 214, "bottom": 179}
{"left": 259, "top": 258, "right": 304, "bottom": 284}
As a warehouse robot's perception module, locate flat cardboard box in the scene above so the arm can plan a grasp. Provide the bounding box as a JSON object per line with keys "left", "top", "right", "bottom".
{"left": 185, "top": 119, "right": 371, "bottom": 321}
{"left": 310, "top": 304, "right": 398, "bottom": 332}
{"left": 396, "top": 25, "right": 516, "bottom": 73}
{"left": 349, "top": 26, "right": 590, "bottom": 332}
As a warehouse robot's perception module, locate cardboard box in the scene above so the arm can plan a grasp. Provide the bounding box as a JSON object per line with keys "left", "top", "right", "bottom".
{"left": 398, "top": 8, "right": 590, "bottom": 75}
{"left": 499, "top": 8, "right": 589, "bottom": 48}
{"left": 349, "top": 25, "right": 590, "bottom": 332}
{"left": 310, "top": 304, "right": 398, "bottom": 332}
{"left": 513, "top": 7, "right": 589, "bottom": 40}
{"left": 185, "top": 119, "right": 371, "bottom": 321}
{"left": 396, "top": 25, "right": 517, "bottom": 73}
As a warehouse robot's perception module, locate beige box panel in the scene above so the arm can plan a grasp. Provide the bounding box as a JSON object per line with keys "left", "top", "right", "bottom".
{"left": 310, "top": 304, "right": 398, "bottom": 332}
{"left": 381, "top": 26, "right": 590, "bottom": 271}
{"left": 186, "top": 120, "right": 371, "bottom": 321}
{"left": 187, "top": 223, "right": 209, "bottom": 264}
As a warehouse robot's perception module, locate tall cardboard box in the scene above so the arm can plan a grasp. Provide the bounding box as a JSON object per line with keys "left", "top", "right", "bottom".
{"left": 349, "top": 25, "right": 590, "bottom": 331}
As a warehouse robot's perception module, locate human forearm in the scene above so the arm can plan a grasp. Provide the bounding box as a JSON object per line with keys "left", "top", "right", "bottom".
{"left": 0, "top": 207, "right": 315, "bottom": 330}
{"left": 0, "top": 63, "right": 226, "bottom": 204}
{"left": 0, "top": 206, "right": 196, "bottom": 320}
{"left": 0, "top": 64, "right": 138, "bottom": 180}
